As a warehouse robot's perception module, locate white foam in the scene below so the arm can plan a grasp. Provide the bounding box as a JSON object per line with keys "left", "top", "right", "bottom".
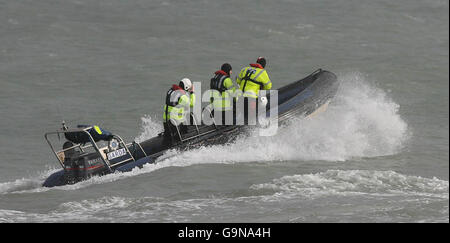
{"left": 6, "top": 170, "right": 447, "bottom": 222}
{"left": 0, "top": 167, "right": 59, "bottom": 194}
{"left": 152, "top": 71, "right": 410, "bottom": 164}
{"left": 134, "top": 114, "right": 163, "bottom": 143}
{"left": 250, "top": 170, "right": 449, "bottom": 199}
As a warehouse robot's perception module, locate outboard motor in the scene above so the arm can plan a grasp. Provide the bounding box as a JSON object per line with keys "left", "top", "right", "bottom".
{"left": 61, "top": 140, "right": 107, "bottom": 184}
{"left": 62, "top": 141, "right": 79, "bottom": 184}
{"left": 73, "top": 153, "right": 106, "bottom": 181}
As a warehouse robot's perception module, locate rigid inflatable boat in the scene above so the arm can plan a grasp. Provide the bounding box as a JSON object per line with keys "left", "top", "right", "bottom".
{"left": 42, "top": 69, "right": 338, "bottom": 187}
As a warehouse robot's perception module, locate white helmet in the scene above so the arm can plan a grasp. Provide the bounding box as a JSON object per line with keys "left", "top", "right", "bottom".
{"left": 179, "top": 78, "right": 192, "bottom": 91}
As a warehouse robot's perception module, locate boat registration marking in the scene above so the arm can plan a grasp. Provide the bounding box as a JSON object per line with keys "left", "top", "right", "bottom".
{"left": 107, "top": 148, "right": 127, "bottom": 160}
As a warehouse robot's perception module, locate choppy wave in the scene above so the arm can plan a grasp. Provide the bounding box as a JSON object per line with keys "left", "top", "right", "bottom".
{"left": 1, "top": 169, "right": 447, "bottom": 222}
{"left": 134, "top": 114, "right": 163, "bottom": 143}
{"left": 0, "top": 167, "right": 59, "bottom": 194}
{"left": 250, "top": 170, "right": 449, "bottom": 199}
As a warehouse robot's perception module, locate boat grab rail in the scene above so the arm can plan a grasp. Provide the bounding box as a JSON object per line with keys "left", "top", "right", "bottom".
{"left": 45, "top": 127, "right": 117, "bottom": 173}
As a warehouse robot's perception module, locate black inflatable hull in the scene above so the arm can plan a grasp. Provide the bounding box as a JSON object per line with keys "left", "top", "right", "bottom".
{"left": 43, "top": 69, "right": 338, "bottom": 187}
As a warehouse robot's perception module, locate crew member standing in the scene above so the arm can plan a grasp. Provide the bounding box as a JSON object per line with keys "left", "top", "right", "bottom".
{"left": 163, "top": 78, "right": 195, "bottom": 139}
{"left": 210, "top": 63, "right": 236, "bottom": 125}
{"left": 236, "top": 57, "right": 272, "bottom": 124}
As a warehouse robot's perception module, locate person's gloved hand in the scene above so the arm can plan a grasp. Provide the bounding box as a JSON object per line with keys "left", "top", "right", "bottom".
{"left": 260, "top": 96, "right": 268, "bottom": 107}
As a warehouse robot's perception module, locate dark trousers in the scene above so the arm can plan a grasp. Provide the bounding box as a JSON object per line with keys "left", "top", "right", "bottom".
{"left": 163, "top": 121, "right": 188, "bottom": 141}
{"left": 211, "top": 109, "right": 234, "bottom": 125}
{"left": 243, "top": 97, "right": 258, "bottom": 125}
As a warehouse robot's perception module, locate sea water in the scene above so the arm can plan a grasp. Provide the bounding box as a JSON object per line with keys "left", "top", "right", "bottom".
{"left": 0, "top": 0, "right": 448, "bottom": 222}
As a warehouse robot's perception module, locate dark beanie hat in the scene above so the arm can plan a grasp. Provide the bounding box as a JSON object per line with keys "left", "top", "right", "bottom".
{"left": 221, "top": 63, "right": 232, "bottom": 75}
{"left": 256, "top": 57, "right": 266, "bottom": 68}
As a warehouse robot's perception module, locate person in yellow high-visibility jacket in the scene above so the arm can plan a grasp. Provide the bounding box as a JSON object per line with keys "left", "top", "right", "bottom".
{"left": 210, "top": 63, "right": 237, "bottom": 125}
{"left": 236, "top": 57, "right": 272, "bottom": 125}
{"left": 163, "top": 78, "right": 195, "bottom": 139}
{"left": 237, "top": 57, "right": 272, "bottom": 98}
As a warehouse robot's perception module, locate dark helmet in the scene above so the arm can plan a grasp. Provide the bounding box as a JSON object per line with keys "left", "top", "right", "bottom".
{"left": 256, "top": 57, "right": 266, "bottom": 68}
{"left": 221, "top": 63, "right": 232, "bottom": 75}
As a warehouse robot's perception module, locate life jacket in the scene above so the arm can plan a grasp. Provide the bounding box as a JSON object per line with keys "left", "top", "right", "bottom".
{"left": 238, "top": 63, "right": 272, "bottom": 98}
{"left": 164, "top": 85, "right": 194, "bottom": 123}
{"left": 210, "top": 70, "right": 236, "bottom": 111}
{"left": 241, "top": 63, "right": 265, "bottom": 89}
{"left": 165, "top": 84, "right": 186, "bottom": 107}
{"left": 210, "top": 70, "right": 229, "bottom": 93}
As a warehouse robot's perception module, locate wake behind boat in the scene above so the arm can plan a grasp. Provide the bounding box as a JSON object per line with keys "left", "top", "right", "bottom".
{"left": 43, "top": 69, "right": 338, "bottom": 187}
